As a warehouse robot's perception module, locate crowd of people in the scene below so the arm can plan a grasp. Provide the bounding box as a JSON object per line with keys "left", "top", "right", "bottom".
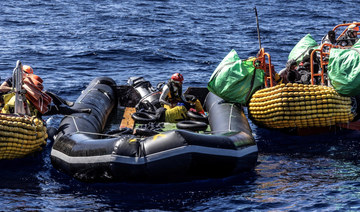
{"left": 336, "top": 24, "right": 359, "bottom": 46}
{"left": 278, "top": 49, "right": 320, "bottom": 85}
{"left": 278, "top": 23, "right": 358, "bottom": 86}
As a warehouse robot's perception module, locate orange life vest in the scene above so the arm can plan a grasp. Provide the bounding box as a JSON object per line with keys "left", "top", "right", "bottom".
{"left": 23, "top": 74, "right": 52, "bottom": 114}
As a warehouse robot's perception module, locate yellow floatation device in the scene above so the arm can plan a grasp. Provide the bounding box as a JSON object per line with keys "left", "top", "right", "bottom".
{"left": 0, "top": 114, "right": 47, "bottom": 160}
{"left": 249, "top": 83, "right": 353, "bottom": 128}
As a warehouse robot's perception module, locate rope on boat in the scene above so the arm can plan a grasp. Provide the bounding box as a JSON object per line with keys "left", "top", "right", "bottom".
{"left": 0, "top": 114, "right": 47, "bottom": 159}
{"left": 248, "top": 83, "right": 353, "bottom": 128}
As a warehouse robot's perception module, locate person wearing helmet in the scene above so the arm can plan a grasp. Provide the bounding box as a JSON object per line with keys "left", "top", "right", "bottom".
{"left": 1, "top": 64, "right": 34, "bottom": 91}
{"left": 338, "top": 24, "right": 359, "bottom": 46}
{"left": 321, "top": 30, "right": 336, "bottom": 45}
{"left": 1, "top": 65, "right": 34, "bottom": 108}
{"left": 159, "top": 73, "right": 205, "bottom": 122}
{"left": 159, "top": 73, "right": 187, "bottom": 107}
{"left": 1, "top": 64, "right": 88, "bottom": 116}
{"left": 22, "top": 65, "right": 34, "bottom": 74}
{"left": 279, "top": 60, "right": 298, "bottom": 84}
{"left": 347, "top": 24, "right": 359, "bottom": 45}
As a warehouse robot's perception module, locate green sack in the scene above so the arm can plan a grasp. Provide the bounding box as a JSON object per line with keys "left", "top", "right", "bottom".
{"left": 288, "top": 34, "right": 319, "bottom": 64}
{"left": 207, "top": 49, "right": 264, "bottom": 104}
{"left": 328, "top": 39, "right": 360, "bottom": 96}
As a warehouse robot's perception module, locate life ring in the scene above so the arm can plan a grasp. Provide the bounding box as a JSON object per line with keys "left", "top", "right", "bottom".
{"left": 131, "top": 112, "right": 157, "bottom": 123}
{"left": 186, "top": 110, "right": 208, "bottom": 122}
{"left": 176, "top": 120, "right": 208, "bottom": 132}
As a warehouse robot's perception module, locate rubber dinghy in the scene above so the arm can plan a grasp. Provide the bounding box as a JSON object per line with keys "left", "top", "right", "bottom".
{"left": 51, "top": 77, "right": 258, "bottom": 182}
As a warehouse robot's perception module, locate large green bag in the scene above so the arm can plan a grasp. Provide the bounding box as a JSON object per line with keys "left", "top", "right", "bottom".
{"left": 288, "top": 34, "right": 319, "bottom": 64}
{"left": 328, "top": 40, "right": 360, "bottom": 96}
{"left": 207, "top": 49, "right": 264, "bottom": 104}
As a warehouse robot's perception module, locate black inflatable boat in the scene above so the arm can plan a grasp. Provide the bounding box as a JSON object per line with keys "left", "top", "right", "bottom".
{"left": 51, "top": 77, "right": 258, "bottom": 182}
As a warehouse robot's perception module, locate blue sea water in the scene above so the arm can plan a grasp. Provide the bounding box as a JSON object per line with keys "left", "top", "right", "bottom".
{"left": 1, "top": 0, "right": 360, "bottom": 211}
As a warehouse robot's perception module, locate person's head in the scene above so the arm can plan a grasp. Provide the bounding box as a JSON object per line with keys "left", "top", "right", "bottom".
{"left": 22, "top": 65, "right": 33, "bottom": 74}
{"left": 286, "top": 60, "right": 297, "bottom": 70}
{"left": 302, "top": 55, "right": 310, "bottom": 63}
{"left": 170, "top": 73, "right": 184, "bottom": 86}
{"left": 347, "top": 24, "right": 358, "bottom": 38}
{"left": 328, "top": 30, "right": 336, "bottom": 43}
{"left": 303, "top": 62, "right": 310, "bottom": 69}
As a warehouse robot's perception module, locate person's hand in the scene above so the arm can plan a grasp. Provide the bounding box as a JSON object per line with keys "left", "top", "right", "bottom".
{"left": 189, "top": 108, "right": 197, "bottom": 113}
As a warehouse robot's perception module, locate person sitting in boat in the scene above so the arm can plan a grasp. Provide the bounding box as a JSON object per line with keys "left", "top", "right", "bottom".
{"left": 295, "top": 49, "right": 322, "bottom": 84}
{"left": 159, "top": 73, "right": 205, "bottom": 122}
{"left": 0, "top": 81, "right": 12, "bottom": 94}
{"left": 321, "top": 30, "right": 336, "bottom": 46}
{"left": 0, "top": 65, "right": 34, "bottom": 110}
{"left": 337, "top": 24, "right": 359, "bottom": 47}
{"left": 1, "top": 65, "right": 34, "bottom": 92}
{"left": 1, "top": 65, "right": 89, "bottom": 116}
{"left": 279, "top": 60, "right": 299, "bottom": 84}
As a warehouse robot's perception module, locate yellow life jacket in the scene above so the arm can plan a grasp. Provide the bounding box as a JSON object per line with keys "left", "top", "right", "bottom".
{"left": 1, "top": 92, "right": 16, "bottom": 114}
{"left": 164, "top": 105, "right": 187, "bottom": 123}
{"left": 1, "top": 92, "right": 38, "bottom": 116}
{"left": 166, "top": 92, "right": 182, "bottom": 105}
{"left": 166, "top": 82, "right": 182, "bottom": 105}
{"left": 23, "top": 74, "right": 52, "bottom": 114}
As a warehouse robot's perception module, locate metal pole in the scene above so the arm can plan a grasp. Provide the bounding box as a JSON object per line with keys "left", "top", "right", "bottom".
{"left": 254, "top": 7, "right": 261, "bottom": 50}
{"left": 13, "top": 60, "right": 27, "bottom": 114}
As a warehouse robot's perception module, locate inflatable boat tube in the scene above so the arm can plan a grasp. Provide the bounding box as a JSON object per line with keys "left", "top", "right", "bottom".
{"left": 51, "top": 77, "right": 258, "bottom": 182}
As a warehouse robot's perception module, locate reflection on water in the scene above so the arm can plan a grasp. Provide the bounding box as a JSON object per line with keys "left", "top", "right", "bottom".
{"left": 1, "top": 139, "right": 360, "bottom": 211}
{"left": 191, "top": 154, "right": 360, "bottom": 211}
{"left": 253, "top": 155, "right": 360, "bottom": 211}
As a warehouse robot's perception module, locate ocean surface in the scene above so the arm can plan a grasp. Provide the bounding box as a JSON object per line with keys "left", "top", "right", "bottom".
{"left": 1, "top": 0, "right": 360, "bottom": 211}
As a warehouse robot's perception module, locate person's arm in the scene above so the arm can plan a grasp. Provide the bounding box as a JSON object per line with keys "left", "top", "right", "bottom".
{"left": 1, "top": 77, "right": 12, "bottom": 88}
{"left": 159, "top": 85, "right": 171, "bottom": 106}
{"left": 180, "top": 92, "right": 187, "bottom": 103}
{"left": 0, "top": 84, "right": 11, "bottom": 93}
{"left": 1, "top": 81, "right": 9, "bottom": 87}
